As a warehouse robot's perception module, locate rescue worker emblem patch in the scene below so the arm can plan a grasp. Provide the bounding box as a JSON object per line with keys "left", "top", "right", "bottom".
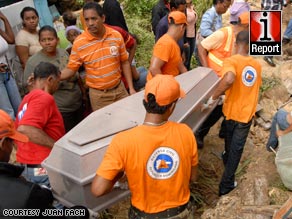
{"left": 242, "top": 66, "right": 257, "bottom": 87}
{"left": 147, "top": 147, "right": 179, "bottom": 179}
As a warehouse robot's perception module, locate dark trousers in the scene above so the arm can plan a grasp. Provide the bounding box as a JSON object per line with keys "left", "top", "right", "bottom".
{"left": 196, "top": 104, "right": 225, "bottom": 138}
{"left": 184, "top": 37, "right": 196, "bottom": 70}
{"left": 61, "top": 106, "right": 83, "bottom": 133}
{"left": 219, "top": 119, "right": 252, "bottom": 193}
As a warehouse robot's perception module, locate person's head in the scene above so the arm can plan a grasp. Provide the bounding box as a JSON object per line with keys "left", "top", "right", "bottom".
{"left": 170, "top": 0, "right": 187, "bottom": 13}
{"left": 62, "top": 11, "right": 77, "bottom": 27}
{"left": 38, "top": 25, "right": 59, "bottom": 56}
{"left": 143, "top": 75, "right": 185, "bottom": 116}
{"left": 237, "top": 11, "right": 249, "bottom": 30}
{"left": 0, "top": 110, "right": 28, "bottom": 162}
{"left": 214, "top": 0, "right": 231, "bottom": 15}
{"left": 33, "top": 62, "right": 61, "bottom": 94}
{"left": 83, "top": 2, "right": 105, "bottom": 37}
{"left": 234, "top": 30, "right": 249, "bottom": 53}
{"left": 65, "top": 26, "right": 82, "bottom": 44}
{"left": 20, "top": 7, "right": 39, "bottom": 32}
{"left": 168, "top": 11, "right": 188, "bottom": 39}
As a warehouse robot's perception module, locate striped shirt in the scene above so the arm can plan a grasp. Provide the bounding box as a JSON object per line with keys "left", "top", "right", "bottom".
{"left": 67, "top": 26, "right": 129, "bottom": 90}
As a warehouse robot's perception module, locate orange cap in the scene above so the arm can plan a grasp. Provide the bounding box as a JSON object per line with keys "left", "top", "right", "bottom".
{"left": 239, "top": 11, "right": 249, "bottom": 25}
{"left": 168, "top": 11, "right": 188, "bottom": 25}
{"left": 144, "top": 75, "right": 185, "bottom": 106}
{"left": 0, "top": 110, "right": 29, "bottom": 142}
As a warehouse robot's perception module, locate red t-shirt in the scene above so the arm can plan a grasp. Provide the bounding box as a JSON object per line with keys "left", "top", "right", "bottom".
{"left": 15, "top": 89, "right": 65, "bottom": 164}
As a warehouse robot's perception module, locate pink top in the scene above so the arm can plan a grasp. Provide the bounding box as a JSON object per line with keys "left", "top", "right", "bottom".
{"left": 186, "top": 6, "right": 197, "bottom": 38}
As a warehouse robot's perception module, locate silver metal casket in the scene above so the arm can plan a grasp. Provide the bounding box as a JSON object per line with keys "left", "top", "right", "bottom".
{"left": 42, "top": 67, "right": 220, "bottom": 212}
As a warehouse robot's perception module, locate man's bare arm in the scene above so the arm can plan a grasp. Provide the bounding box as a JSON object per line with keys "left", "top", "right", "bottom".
{"left": 61, "top": 68, "right": 76, "bottom": 80}
{"left": 17, "top": 125, "right": 55, "bottom": 148}
{"left": 190, "top": 165, "right": 198, "bottom": 183}
{"left": 121, "top": 60, "right": 136, "bottom": 95}
{"left": 277, "top": 124, "right": 292, "bottom": 137}
{"left": 91, "top": 172, "right": 124, "bottom": 197}
{"left": 127, "top": 41, "right": 137, "bottom": 65}
{"left": 197, "top": 42, "right": 209, "bottom": 67}
{"left": 178, "top": 61, "right": 188, "bottom": 74}
{"left": 212, "top": 72, "right": 235, "bottom": 100}
{"left": 148, "top": 56, "right": 166, "bottom": 77}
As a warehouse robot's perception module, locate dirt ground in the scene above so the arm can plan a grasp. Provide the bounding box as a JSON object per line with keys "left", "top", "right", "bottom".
{"left": 104, "top": 1, "right": 292, "bottom": 218}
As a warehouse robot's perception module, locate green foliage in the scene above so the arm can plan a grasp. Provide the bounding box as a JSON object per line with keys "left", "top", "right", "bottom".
{"left": 260, "top": 77, "right": 281, "bottom": 93}
{"left": 122, "top": 0, "right": 157, "bottom": 17}
{"left": 121, "top": 0, "right": 156, "bottom": 68}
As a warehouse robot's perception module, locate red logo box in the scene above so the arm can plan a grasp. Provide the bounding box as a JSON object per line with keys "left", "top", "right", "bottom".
{"left": 250, "top": 11, "right": 282, "bottom": 56}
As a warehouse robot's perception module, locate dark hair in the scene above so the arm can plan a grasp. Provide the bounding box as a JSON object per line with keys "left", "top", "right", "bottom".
{"left": 143, "top": 93, "right": 173, "bottom": 114}
{"left": 83, "top": 2, "right": 104, "bottom": 17}
{"left": 62, "top": 11, "right": 77, "bottom": 26}
{"left": 34, "top": 62, "right": 60, "bottom": 80}
{"left": 236, "top": 30, "right": 249, "bottom": 45}
{"left": 213, "top": 0, "right": 230, "bottom": 5}
{"left": 20, "top": 7, "right": 39, "bottom": 20}
{"left": 38, "top": 25, "right": 58, "bottom": 39}
{"left": 170, "top": 0, "right": 186, "bottom": 9}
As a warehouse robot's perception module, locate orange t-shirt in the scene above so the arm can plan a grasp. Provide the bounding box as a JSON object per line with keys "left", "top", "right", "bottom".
{"left": 147, "top": 34, "right": 182, "bottom": 80}
{"left": 97, "top": 121, "right": 198, "bottom": 213}
{"left": 221, "top": 54, "right": 262, "bottom": 123}
{"left": 67, "top": 26, "right": 128, "bottom": 90}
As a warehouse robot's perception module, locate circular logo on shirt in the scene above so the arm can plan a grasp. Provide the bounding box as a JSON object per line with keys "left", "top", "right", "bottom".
{"left": 110, "top": 46, "right": 118, "bottom": 56}
{"left": 241, "top": 66, "right": 257, "bottom": 87}
{"left": 147, "top": 147, "right": 179, "bottom": 179}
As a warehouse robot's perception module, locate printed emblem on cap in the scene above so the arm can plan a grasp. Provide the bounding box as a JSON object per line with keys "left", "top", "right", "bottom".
{"left": 241, "top": 66, "right": 257, "bottom": 87}
{"left": 147, "top": 147, "right": 179, "bottom": 179}
{"left": 110, "top": 46, "right": 118, "bottom": 56}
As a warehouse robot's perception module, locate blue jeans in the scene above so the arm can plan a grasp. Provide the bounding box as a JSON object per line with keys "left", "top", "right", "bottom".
{"left": 21, "top": 166, "right": 50, "bottom": 188}
{"left": 284, "top": 19, "right": 292, "bottom": 39}
{"left": 0, "top": 72, "right": 21, "bottom": 120}
{"left": 219, "top": 119, "right": 252, "bottom": 195}
{"left": 266, "top": 109, "right": 290, "bottom": 151}
{"left": 133, "top": 66, "right": 147, "bottom": 91}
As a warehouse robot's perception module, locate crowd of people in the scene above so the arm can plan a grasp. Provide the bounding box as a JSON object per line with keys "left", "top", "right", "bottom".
{"left": 0, "top": 0, "right": 291, "bottom": 218}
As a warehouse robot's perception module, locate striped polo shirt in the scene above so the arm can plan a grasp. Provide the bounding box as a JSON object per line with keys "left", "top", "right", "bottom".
{"left": 67, "top": 25, "right": 129, "bottom": 90}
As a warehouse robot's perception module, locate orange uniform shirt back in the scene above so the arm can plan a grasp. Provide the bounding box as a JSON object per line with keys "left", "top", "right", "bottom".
{"left": 67, "top": 26, "right": 128, "bottom": 90}
{"left": 97, "top": 121, "right": 198, "bottom": 213}
{"left": 147, "top": 34, "right": 182, "bottom": 80}
{"left": 221, "top": 54, "right": 262, "bottom": 123}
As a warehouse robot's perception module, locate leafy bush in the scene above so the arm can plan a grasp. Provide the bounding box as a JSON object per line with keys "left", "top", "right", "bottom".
{"left": 122, "top": 0, "right": 157, "bottom": 17}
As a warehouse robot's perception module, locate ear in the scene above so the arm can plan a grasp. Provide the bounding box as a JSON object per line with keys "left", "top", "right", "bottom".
{"left": 46, "top": 75, "right": 54, "bottom": 85}
{"left": 102, "top": 15, "right": 105, "bottom": 23}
